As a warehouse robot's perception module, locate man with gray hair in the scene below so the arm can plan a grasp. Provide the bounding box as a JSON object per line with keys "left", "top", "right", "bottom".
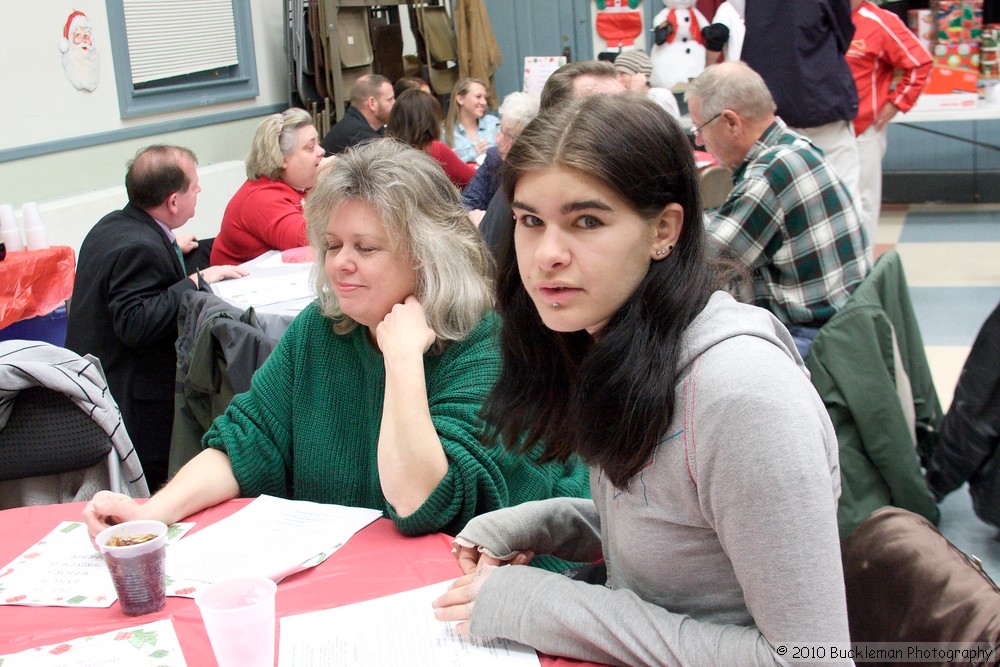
{"left": 686, "top": 61, "right": 869, "bottom": 359}
{"left": 320, "top": 74, "right": 395, "bottom": 154}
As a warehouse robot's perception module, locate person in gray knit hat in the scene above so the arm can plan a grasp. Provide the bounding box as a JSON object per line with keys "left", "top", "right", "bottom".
{"left": 614, "top": 50, "right": 680, "bottom": 119}
{"left": 613, "top": 49, "right": 652, "bottom": 78}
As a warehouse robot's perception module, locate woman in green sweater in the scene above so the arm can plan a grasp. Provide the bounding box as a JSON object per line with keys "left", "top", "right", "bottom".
{"left": 82, "top": 139, "right": 589, "bottom": 539}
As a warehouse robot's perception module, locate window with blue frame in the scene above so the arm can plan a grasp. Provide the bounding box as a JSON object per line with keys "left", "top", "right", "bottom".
{"left": 105, "top": 0, "right": 259, "bottom": 118}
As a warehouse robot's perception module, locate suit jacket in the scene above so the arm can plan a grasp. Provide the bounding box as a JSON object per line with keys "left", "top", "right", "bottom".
{"left": 65, "top": 203, "right": 199, "bottom": 488}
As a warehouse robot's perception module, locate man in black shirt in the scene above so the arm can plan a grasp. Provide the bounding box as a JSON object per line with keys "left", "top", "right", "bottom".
{"left": 320, "top": 74, "right": 396, "bottom": 154}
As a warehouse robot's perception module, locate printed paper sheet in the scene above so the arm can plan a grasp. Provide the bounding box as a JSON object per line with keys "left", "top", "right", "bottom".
{"left": 165, "top": 495, "right": 382, "bottom": 597}
{"left": 0, "top": 618, "right": 186, "bottom": 666}
{"left": 279, "top": 580, "right": 540, "bottom": 667}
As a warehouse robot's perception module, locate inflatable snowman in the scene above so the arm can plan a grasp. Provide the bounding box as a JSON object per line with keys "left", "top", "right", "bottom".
{"left": 649, "top": 0, "right": 708, "bottom": 90}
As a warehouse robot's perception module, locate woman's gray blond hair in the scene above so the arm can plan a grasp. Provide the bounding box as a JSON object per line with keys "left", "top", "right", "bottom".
{"left": 305, "top": 139, "right": 494, "bottom": 350}
{"left": 246, "top": 107, "right": 314, "bottom": 181}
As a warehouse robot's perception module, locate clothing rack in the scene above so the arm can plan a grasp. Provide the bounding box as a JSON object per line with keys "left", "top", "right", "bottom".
{"left": 286, "top": 0, "right": 409, "bottom": 123}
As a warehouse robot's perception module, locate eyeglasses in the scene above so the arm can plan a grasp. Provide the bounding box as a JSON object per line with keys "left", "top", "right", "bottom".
{"left": 691, "top": 112, "right": 722, "bottom": 138}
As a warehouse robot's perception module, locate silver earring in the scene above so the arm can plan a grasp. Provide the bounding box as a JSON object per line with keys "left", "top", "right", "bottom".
{"left": 656, "top": 247, "right": 667, "bottom": 256}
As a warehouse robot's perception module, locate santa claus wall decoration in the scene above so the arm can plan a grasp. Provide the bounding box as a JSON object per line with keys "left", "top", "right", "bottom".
{"left": 649, "top": 0, "right": 707, "bottom": 90}
{"left": 59, "top": 10, "right": 100, "bottom": 92}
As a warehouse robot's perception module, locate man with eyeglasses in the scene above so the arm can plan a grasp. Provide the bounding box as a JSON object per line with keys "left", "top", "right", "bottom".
{"left": 685, "top": 62, "right": 869, "bottom": 360}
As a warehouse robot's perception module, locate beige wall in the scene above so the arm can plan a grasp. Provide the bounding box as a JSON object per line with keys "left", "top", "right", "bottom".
{"left": 2, "top": 119, "right": 261, "bottom": 206}
{"left": 0, "top": 0, "right": 287, "bottom": 251}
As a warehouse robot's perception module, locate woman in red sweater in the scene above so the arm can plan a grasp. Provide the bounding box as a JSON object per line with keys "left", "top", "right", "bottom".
{"left": 211, "top": 108, "right": 332, "bottom": 265}
{"left": 387, "top": 89, "right": 475, "bottom": 189}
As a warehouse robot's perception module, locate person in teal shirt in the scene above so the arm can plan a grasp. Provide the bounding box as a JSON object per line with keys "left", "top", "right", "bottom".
{"left": 82, "top": 139, "right": 589, "bottom": 540}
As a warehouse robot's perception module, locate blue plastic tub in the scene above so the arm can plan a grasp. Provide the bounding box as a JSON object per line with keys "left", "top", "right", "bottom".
{"left": 0, "top": 304, "right": 68, "bottom": 346}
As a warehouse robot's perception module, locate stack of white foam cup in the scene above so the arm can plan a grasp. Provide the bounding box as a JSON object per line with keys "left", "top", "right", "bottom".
{"left": 21, "top": 202, "right": 49, "bottom": 251}
{"left": 0, "top": 204, "right": 24, "bottom": 252}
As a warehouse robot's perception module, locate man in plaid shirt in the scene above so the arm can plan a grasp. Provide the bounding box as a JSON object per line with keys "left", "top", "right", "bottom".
{"left": 686, "top": 61, "right": 870, "bottom": 359}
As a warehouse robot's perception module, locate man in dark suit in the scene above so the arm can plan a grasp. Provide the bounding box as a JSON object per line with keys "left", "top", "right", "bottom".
{"left": 319, "top": 74, "right": 395, "bottom": 155}
{"left": 66, "top": 145, "right": 246, "bottom": 490}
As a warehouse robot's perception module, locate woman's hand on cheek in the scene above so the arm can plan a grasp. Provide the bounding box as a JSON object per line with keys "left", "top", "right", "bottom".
{"left": 375, "top": 296, "right": 436, "bottom": 360}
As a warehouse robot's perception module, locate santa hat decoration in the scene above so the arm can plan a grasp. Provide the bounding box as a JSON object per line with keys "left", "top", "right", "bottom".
{"left": 59, "top": 11, "right": 89, "bottom": 54}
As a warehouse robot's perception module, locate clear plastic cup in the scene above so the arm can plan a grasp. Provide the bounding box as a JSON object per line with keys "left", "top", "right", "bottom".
{"left": 96, "top": 520, "right": 168, "bottom": 616}
{"left": 195, "top": 576, "right": 277, "bottom": 667}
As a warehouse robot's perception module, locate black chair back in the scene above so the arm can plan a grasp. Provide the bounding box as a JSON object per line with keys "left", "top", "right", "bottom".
{"left": 0, "top": 386, "right": 111, "bottom": 481}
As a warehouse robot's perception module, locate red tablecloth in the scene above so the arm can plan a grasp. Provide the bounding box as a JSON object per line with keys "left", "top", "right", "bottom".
{"left": 0, "top": 500, "right": 602, "bottom": 666}
{"left": 0, "top": 246, "right": 75, "bottom": 329}
{"left": 693, "top": 149, "right": 718, "bottom": 169}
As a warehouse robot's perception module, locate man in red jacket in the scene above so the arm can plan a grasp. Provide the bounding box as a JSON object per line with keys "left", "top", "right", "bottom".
{"left": 847, "top": 0, "right": 931, "bottom": 261}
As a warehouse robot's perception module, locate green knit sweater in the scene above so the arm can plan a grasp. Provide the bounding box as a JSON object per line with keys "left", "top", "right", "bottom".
{"left": 204, "top": 303, "right": 590, "bottom": 536}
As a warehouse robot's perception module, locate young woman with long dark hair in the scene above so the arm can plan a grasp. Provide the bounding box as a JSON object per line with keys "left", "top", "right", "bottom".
{"left": 433, "top": 94, "right": 850, "bottom": 666}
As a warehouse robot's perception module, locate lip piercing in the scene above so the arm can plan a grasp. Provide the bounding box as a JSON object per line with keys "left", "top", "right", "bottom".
{"left": 551, "top": 302, "right": 560, "bottom": 308}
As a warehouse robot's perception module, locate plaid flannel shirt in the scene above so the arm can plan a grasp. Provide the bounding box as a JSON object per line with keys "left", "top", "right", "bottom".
{"left": 707, "top": 119, "right": 870, "bottom": 327}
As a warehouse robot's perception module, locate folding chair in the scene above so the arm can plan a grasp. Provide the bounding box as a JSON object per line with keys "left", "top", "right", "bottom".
{"left": 415, "top": 3, "right": 459, "bottom": 95}
{"left": 0, "top": 340, "right": 149, "bottom": 508}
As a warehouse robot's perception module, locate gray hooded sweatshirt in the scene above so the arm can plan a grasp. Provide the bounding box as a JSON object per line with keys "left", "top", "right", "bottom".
{"left": 457, "top": 291, "right": 851, "bottom": 667}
